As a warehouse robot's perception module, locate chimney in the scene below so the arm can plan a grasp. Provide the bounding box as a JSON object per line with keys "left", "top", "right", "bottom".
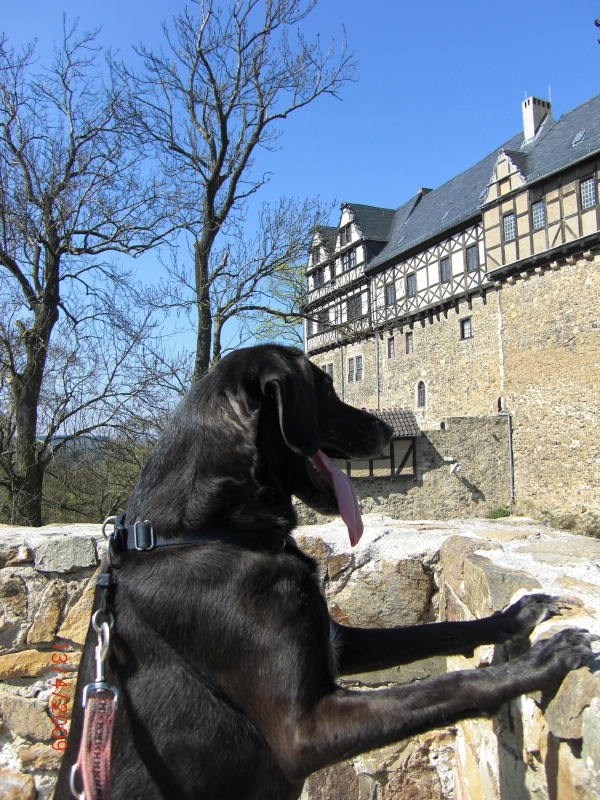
{"left": 522, "top": 96, "right": 551, "bottom": 142}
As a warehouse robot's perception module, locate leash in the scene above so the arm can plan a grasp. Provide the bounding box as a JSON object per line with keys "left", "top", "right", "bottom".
{"left": 70, "top": 524, "right": 118, "bottom": 800}
{"left": 69, "top": 514, "right": 293, "bottom": 798}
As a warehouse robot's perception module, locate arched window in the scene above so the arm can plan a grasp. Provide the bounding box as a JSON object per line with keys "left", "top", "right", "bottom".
{"left": 417, "top": 381, "right": 426, "bottom": 408}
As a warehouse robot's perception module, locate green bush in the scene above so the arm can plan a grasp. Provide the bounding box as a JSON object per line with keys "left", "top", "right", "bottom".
{"left": 488, "top": 508, "right": 511, "bottom": 519}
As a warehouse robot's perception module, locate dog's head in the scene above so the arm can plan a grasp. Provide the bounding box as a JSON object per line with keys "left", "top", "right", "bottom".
{"left": 128, "top": 345, "right": 391, "bottom": 544}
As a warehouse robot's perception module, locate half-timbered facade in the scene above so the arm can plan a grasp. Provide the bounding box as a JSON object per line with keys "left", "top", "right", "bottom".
{"left": 302, "top": 92, "right": 600, "bottom": 518}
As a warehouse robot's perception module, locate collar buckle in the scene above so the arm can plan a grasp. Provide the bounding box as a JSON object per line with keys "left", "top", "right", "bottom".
{"left": 133, "top": 520, "right": 155, "bottom": 550}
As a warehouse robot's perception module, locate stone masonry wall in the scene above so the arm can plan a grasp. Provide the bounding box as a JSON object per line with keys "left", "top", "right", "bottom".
{"left": 1, "top": 519, "right": 598, "bottom": 800}
{"left": 296, "top": 416, "right": 512, "bottom": 523}
{"left": 310, "top": 253, "right": 600, "bottom": 518}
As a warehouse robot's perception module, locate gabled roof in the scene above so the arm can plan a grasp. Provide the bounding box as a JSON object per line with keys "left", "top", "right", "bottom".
{"left": 369, "top": 408, "right": 420, "bottom": 438}
{"left": 344, "top": 203, "right": 396, "bottom": 242}
{"left": 362, "top": 92, "right": 600, "bottom": 274}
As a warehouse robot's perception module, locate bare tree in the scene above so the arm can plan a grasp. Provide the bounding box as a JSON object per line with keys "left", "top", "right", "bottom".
{"left": 117, "top": 0, "right": 355, "bottom": 380}
{"left": 0, "top": 24, "right": 178, "bottom": 525}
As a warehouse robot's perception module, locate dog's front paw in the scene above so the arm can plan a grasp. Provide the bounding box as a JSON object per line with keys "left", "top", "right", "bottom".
{"left": 494, "top": 593, "right": 561, "bottom": 643}
{"left": 523, "top": 627, "right": 596, "bottom": 691}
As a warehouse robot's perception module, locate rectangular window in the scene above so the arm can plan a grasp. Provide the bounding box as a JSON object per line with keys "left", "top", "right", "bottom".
{"left": 503, "top": 213, "right": 516, "bottom": 241}
{"left": 311, "top": 246, "right": 320, "bottom": 265}
{"left": 466, "top": 245, "right": 479, "bottom": 272}
{"left": 384, "top": 282, "right": 396, "bottom": 306}
{"left": 406, "top": 273, "right": 416, "bottom": 297}
{"left": 387, "top": 337, "right": 395, "bottom": 359}
{"left": 355, "top": 355, "right": 363, "bottom": 382}
{"left": 313, "top": 267, "right": 324, "bottom": 288}
{"left": 440, "top": 257, "right": 451, "bottom": 283}
{"left": 339, "top": 224, "right": 352, "bottom": 247}
{"left": 405, "top": 331, "right": 413, "bottom": 354}
{"left": 581, "top": 177, "right": 597, "bottom": 210}
{"left": 347, "top": 357, "right": 354, "bottom": 383}
{"left": 460, "top": 317, "right": 472, "bottom": 339}
{"left": 317, "top": 309, "right": 328, "bottom": 333}
{"left": 349, "top": 249, "right": 356, "bottom": 269}
{"left": 347, "top": 294, "right": 362, "bottom": 321}
{"left": 321, "top": 363, "right": 333, "bottom": 377}
{"left": 531, "top": 200, "right": 546, "bottom": 230}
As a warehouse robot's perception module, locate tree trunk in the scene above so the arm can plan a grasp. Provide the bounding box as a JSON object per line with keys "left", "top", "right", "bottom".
{"left": 10, "top": 296, "right": 58, "bottom": 525}
{"left": 193, "top": 238, "right": 213, "bottom": 383}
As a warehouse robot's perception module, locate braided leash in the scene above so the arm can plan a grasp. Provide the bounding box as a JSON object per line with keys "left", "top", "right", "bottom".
{"left": 70, "top": 520, "right": 119, "bottom": 800}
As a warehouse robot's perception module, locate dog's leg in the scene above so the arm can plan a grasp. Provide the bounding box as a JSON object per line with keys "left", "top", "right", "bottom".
{"left": 266, "top": 627, "right": 593, "bottom": 781}
{"left": 333, "top": 593, "right": 560, "bottom": 674}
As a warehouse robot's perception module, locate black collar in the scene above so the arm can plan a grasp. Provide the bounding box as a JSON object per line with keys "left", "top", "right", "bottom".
{"left": 108, "top": 513, "right": 292, "bottom": 556}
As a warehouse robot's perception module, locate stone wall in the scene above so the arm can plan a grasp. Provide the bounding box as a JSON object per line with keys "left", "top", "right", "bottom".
{"left": 1, "top": 519, "right": 599, "bottom": 800}
{"left": 297, "top": 416, "right": 512, "bottom": 523}
{"left": 310, "top": 252, "right": 600, "bottom": 519}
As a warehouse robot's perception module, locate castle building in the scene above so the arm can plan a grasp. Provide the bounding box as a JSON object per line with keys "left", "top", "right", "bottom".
{"left": 303, "top": 94, "right": 600, "bottom": 518}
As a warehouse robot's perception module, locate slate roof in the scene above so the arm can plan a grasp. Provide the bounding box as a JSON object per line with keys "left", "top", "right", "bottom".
{"left": 361, "top": 92, "right": 600, "bottom": 274}
{"left": 345, "top": 203, "right": 396, "bottom": 242}
{"left": 369, "top": 408, "right": 420, "bottom": 438}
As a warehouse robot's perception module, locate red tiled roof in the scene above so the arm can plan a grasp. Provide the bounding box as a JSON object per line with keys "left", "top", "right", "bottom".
{"left": 369, "top": 408, "right": 420, "bottom": 438}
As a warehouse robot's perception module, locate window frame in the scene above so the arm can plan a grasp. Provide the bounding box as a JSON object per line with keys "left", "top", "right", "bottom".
{"left": 440, "top": 256, "right": 451, "bottom": 283}
{"left": 417, "top": 380, "right": 426, "bottom": 408}
{"left": 503, "top": 212, "right": 516, "bottom": 241}
{"left": 466, "top": 245, "right": 479, "bottom": 273}
{"left": 339, "top": 224, "right": 352, "bottom": 247}
{"left": 531, "top": 199, "right": 546, "bottom": 230}
{"left": 347, "top": 294, "right": 362, "bottom": 321}
{"left": 581, "top": 176, "right": 598, "bottom": 210}
{"left": 347, "top": 356, "right": 355, "bottom": 383}
{"left": 312, "top": 267, "right": 325, "bottom": 288}
{"left": 384, "top": 282, "right": 396, "bottom": 306}
{"left": 405, "top": 331, "right": 413, "bottom": 354}
{"left": 406, "top": 272, "right": 416, "bottom": 297}
{"left": 355, "top": 355, "right": 363, "bottom": 382}
{"left": 460, "top": 317, "right": 473, "bottom": 340}
{"left": 387, "top": 336, "right": 395, "bottom": 359}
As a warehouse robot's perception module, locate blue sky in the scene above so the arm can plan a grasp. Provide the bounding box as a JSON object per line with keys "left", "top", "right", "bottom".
{"left": 2, "top": 1, "right": 599, "bottom": 348}
{"left": 4, "top": 1, "right": 599, "bottom": 218}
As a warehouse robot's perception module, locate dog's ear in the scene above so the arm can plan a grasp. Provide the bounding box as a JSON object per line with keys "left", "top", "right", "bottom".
{"left": 259, "top": 351, "right": 320, "bottom": 456}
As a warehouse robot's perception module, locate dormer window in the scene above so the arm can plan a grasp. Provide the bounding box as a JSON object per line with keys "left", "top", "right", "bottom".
{"left": 339, "top": 224, "right": 352, "bottom": 247}
{"left": 310, "top": 246, "right": 321, "bottom": 265}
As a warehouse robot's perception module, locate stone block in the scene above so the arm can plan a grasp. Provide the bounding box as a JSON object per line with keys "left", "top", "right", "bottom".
{"left": 0, "top": 649, "right": 54, "bottom": 679}
{"left": 439, "top": 536, "right": 498, "bottom": 601}
{"left": 462, "top": 553, "right": 540, "bottom": 617}
{"left": 0, "top": 693, "right": 52, "bottom": 741}
{"left": 544, "top": 667, "right": 600, "bottom": 740}
{"left": 329, "top": 558, "right": 431, "bottom": 627}
{"left": 582, "top": 696, "right": 600, "bottom": 768}
{"left": 34, "top": 536, "right": 97, "bottom": 573}
{"left": 27, "top": 580, "right": 67, "bottom": 644}
{"left": 18, "top": 742, "right": 64, "bottom": 771}
{"left": 57, "top": 572, "right": 98, "bottom": 644}
{"left": 303, "top": 762, "right": 359, "bottom": 799}
{"left": 296, "top": 534, "right": 331, "bottom": 583}
{"left": 0, "top": 573, "right": 28, "bottom": 618}
{"left": 0, "top": 769, "right": 36, "bottom": 800}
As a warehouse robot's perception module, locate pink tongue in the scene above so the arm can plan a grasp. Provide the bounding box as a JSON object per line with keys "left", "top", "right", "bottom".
{"left": 309, "top": 450, "right": 364, "bottom": 546}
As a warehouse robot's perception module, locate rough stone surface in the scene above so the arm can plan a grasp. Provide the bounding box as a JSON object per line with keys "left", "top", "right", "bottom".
{"left": 330, "top": 558, "right": 432, "bottom": 627}
{"left": 544, "top": 667, "right": 600, "bottom": 740}
{"left": 0, "top": 649, "right": 56, "bottom": 680}
{"left": 57, "top": 572, "right": 98, "bottom": 644}
{"left": 0, "top": 693, "right": 52, "bottom": 741}
{"left": 26, "top": 580, "right": 67, "bottom": 644}
{"left": 17, "top": 742, "right": 64, "bottom": 771}
{"left": 0, "top": 518, "right": 599, "bottom": 800}
{"left": 0, "top": 768, "right": 36, "bottom": 800}
{"left": 34, "top": 535, "right": 97, "bottom": 573}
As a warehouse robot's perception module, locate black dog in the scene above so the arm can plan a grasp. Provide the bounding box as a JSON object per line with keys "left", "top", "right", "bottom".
{"left": 56, "top": 345, "right": 593, "bottom": 800}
